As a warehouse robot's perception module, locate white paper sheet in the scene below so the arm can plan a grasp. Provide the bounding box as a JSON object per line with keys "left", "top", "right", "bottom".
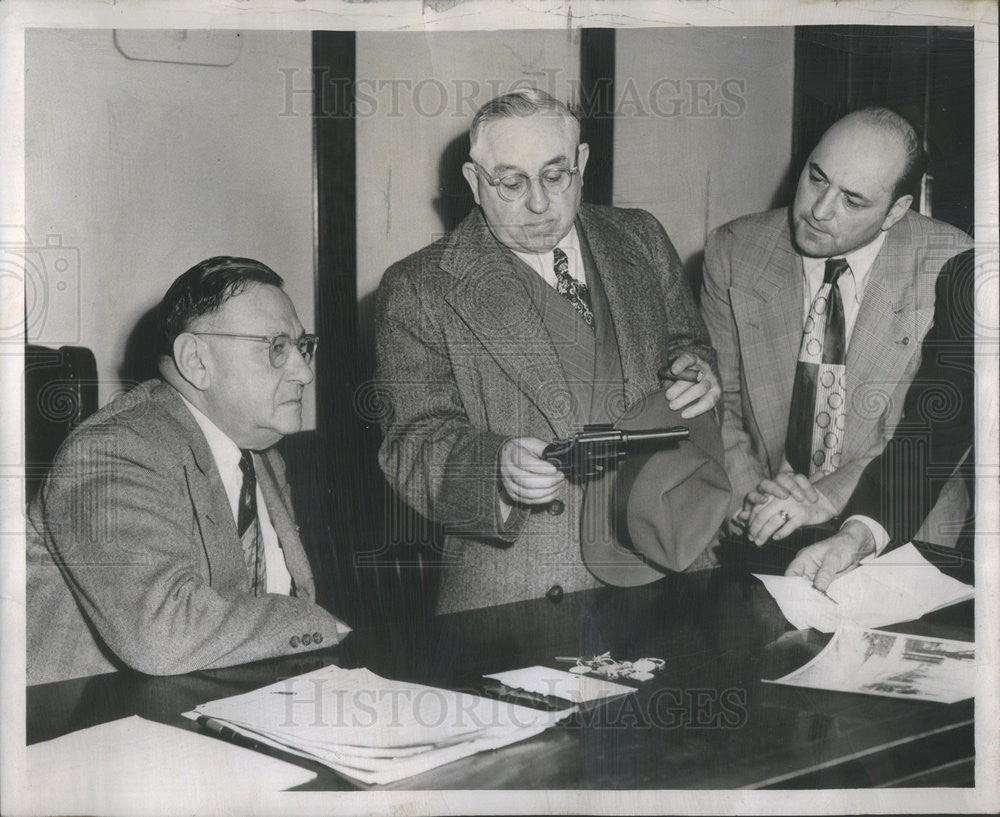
{"left": 755, "top": 543, "right": 974, "bottom": 632}
{"left": 27, "top": 715, "right": 316, "bottom": 810}
{"left": 764, "top": 627, "right": 975, "bottom": 703}
{"left": 484, "top": 665, "right": 637, "bottom": 703}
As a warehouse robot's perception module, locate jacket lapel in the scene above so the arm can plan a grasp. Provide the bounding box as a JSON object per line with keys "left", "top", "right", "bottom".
{"left": 442, "top": 211, "right": 574, "bottom": 438}
{"left": 578, "top": 209, "right": 662, "bottom": 393}
{"left": 156, "top": 384, "right": 248, "bottom": 589}
{"left": 156, "top": 382, "right": 316, "bottom": 599}
{"left": 843, "top": 220, "right": 920, "bottom": 461}
{"left": 256, "top": 451, "right": 316, "bottom": 602}
{"left": 729, "top": 224, "right": 803, "bottom": 470}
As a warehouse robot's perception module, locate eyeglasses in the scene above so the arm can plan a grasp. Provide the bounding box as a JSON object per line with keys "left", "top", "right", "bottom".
{"left": 472, "top": 159, "right": 580, "bottom": 202}
{"left": 192, "top": 332, "right": 319, "bottom": 368}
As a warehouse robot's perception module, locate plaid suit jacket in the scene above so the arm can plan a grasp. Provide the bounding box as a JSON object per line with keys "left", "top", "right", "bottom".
{"left": 700, "top": 207, "right": 972, "bottom": 519}
{"left": 27, "top": 380, "right": 348, "bottom": 685}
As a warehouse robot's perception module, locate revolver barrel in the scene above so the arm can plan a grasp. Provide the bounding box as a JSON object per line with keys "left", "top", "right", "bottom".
{"left": 620, "top": 426, "right": 690, "bottom": 445}
{"left": 542, "top": 425, "right": 689, "bottom": 478}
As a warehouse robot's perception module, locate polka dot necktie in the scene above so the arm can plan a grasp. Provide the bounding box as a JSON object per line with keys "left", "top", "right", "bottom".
{"left": 553, "top": 247, "right": 594, "bottom": 326}
{"left": 785, "top": 257, "right": 849, "bottom": 476}
{"left": 238, "top": 449, "right": 267, "bottom": 595}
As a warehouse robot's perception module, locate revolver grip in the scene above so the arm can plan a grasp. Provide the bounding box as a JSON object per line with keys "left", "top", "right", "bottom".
{"left": 541, "top": 440, "right": 574, "bottom": 474}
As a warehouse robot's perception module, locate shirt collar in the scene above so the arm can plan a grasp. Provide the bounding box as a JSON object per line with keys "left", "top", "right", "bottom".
{"left": 178, "top": 393, "right": 243, "bottom": 476}
{"left": 801, "top": 231, "right": 888, "bottom": 304}
{"left": 511, "top": 225, "right": 582, "bottom": 279}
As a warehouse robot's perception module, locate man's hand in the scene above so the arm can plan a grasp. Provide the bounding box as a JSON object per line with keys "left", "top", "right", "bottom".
{"left": 661, "top": 353, "right": 721, "bottom": 419}
{"left": 499, "top": 437, "right": 565, "bottom": 506}
{"left": 743, "top": 470, "right": 837, "bottom": 545}
{"left": 785, "top": 520, "right": 877, "bottom": 591}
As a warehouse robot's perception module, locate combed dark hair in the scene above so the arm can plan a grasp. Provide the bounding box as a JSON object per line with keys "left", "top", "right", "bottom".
{"left": 469, "top": 88, "right": 580, "bottom": 149}
{"left": 851, "top": 107, "right": 928, "bottom": 201}
{"left": 157, "top": 256, "right": 283, "bottom": 357}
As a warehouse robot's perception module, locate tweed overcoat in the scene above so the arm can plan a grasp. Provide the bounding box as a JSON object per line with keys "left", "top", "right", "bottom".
{"left": 375, "top": 203, "right": 716, "bottom": 612}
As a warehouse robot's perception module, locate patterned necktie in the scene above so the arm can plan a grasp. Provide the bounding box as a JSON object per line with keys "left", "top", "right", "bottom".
{"left": 238, "top": 449, "right": 267, "bottom": 595}
{"left": 785, "top": 257, "right": 849, "bottom": 476}
{"left": 553, "top": 247, "right": 594, "bottom": 326}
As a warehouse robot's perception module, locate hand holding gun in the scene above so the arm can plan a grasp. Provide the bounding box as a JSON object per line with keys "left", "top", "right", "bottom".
{"left": 542, "top": 423, "right": 689, "bottom": 479}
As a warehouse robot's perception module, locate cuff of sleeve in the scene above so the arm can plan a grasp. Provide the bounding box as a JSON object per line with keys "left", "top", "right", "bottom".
{"left": 495, "top": 443, "right": 528, "bottom": 541}
{"left": 844, "top": 514, "right": 890, "bottom": 557}
{"left": 496, "top": 491, "right": 529, "bottom": 541}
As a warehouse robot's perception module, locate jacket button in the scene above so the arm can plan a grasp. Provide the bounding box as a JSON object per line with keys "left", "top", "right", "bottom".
{"left": 302, "top": 633, "right": 312, "bottom": 646}
{"left": 901, "top": 337, "right": 910, "bottom": 345}
{"left": 547, "top": 500, "right": 565, "bottom": 516}
{"left": 546, "top": 584, "right": 564, "bottom": 603}
{"left": 314, "top": 632, "right": 323, "bottom": 644}
{"left": 289, "top": 636, "right": 300, "bottom": 648}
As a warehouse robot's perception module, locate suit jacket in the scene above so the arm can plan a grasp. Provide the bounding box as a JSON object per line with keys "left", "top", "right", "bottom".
{"left": 27, "top": 380, "right": 348, "bottom": 686}
{"left": 375, "top": 204, "right": 716, "bottom": 613}
{"left": 700, "top": 207, "right": 973, "bottom": 525}
{"left": 845, "top": 248, "right": 975, "bottom": 546}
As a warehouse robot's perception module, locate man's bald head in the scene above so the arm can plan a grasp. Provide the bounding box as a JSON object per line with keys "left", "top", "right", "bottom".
{"left": 833, "top": 107, "right": 927, "bottom": 201}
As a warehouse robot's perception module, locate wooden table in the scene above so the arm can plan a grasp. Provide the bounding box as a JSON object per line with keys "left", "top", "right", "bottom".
{"left": 27, "top": 541, "right": 974, "bottom": 790}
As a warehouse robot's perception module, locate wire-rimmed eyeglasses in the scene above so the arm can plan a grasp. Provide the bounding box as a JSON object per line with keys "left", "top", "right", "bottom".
{"left": 471, "top": 160, "right": 581, "bottom": 202}
{"left": 191, "top": 332, "right": 319, "bottom": 368}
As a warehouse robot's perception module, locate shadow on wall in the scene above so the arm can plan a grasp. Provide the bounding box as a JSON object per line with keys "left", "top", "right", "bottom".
{"left": 358, "top": 130, "right": 476, "bottom": 387}
{"left": 683, "top": 158, "right": 796, "bottom": 307}
{"left": 119, "top": 305, "right": 162, "bottom": 385}
{"left": 433, "top": 131, "right": 476, "bottom": 236}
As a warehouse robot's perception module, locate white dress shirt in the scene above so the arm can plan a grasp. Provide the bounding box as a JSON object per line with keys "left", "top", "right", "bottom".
{"left": 799, "top": 231, "right": 887, "bottom": 347}
{"left": 512, "top": 226, "right": 585, "bottom": 289}
{"left": 799, "top": 232, "right": 891, "bottom": 554}
{"left": 180, "top": 396, "right": 293, "bottom": 594}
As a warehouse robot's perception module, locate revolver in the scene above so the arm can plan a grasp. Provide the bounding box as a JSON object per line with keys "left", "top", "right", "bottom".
{"left": 541, "top": 423, "right": 690, "bottom": 479}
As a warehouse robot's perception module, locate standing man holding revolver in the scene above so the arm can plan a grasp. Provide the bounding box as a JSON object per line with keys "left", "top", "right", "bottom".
{"left": 375, "top": 89, "right": 722, "bottom": 613}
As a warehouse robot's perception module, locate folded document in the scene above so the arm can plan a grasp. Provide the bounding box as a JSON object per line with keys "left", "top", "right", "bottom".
{"left": 185, "top": 665, "right": 576, "bottom": 786}
{"left": 755, "top": 543, "right": 974, "bottom": 632}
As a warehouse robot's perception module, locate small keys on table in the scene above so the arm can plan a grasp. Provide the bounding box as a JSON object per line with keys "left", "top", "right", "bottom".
{"left": 555, "top": 652, "right": 666, "bottom": 682}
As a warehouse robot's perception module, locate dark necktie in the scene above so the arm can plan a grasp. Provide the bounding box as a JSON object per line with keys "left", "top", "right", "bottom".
{"left": 553, "top": 247, "right": 594, "bottom": 326}
{"left": 238, "top": 449, "right": 267, "bottom": 595}
{"left": 785, "top": 257, "right": 849, "bottom": 476}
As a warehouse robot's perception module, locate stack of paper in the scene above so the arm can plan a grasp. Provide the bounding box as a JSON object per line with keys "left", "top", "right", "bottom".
{"left": 755, "top": 543, "right": 974, "bottom": 632}
{"left": 184, "top": 665, "right": 576, "bottom": 786}
{"left": 765, "top": 626, "right": 975, "bottom": 703}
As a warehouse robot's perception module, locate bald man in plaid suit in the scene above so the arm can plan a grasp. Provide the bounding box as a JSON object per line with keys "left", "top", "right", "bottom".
{"left": 700, "top": 108, "right": 972, "bottom": 546}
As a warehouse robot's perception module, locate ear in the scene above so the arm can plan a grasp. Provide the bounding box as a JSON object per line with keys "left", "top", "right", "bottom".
{"left": 461, "top": 162, "right": 482, "bottom": 206}
{"left": 172, "top": 333, "right": 211, "bottom": 391}
{"left": 881, "top": 194, "right": 913, "bottom": 232}
{"left": 576, "top": 142, "right": 590, "bottom": 181}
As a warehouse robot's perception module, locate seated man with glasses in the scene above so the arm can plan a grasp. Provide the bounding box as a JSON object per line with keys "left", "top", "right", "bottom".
{"left": 375, "top": 89, "right": 722, "bottom": 613}
{"left": 27, "top": 256, "right": 350, "bottom": 685}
